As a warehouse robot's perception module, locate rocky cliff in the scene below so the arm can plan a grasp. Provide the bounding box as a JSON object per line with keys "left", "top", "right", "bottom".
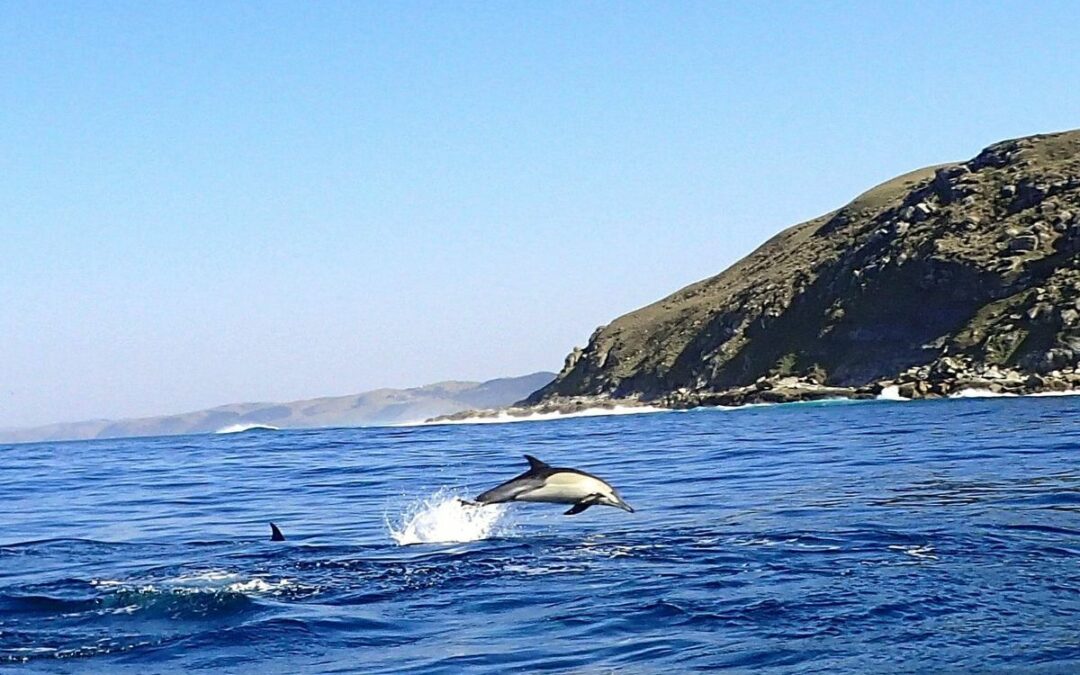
{"left": 529, "top": 129, "right": 1080, "bottom": 408}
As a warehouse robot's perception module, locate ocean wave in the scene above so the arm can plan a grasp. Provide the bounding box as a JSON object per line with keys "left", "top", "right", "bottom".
{"left": 0, "top": 572, "right": 289, "bottom": 623}
{"left": 877, "top": 385, "right": 910, "bottom": 401}
{"left": 949, "top": 388, "right": 1080, "bottom": 399}
{"left": 420, "top": 404, "right": 667, "bottom": 427}
{"left": 948, "top": 388, "right": 1017, "bottom": 399}
{"left": 215, "top": 423, "right": 280, "bottom": 434}
{"left": 80, "top": 571, "right": 300, "bottom": 615}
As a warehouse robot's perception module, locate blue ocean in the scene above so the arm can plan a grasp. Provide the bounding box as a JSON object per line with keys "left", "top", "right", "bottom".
{"left": 2, "top": 396, "right": 1078, "bottom": 673}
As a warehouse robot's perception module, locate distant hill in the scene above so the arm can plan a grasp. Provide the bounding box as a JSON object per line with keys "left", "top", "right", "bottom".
{"left": 529, "top": 129, "right": 1080, "bottom": 407}
{"left": 0, "top": 372, "right": 555, "bottom": 444}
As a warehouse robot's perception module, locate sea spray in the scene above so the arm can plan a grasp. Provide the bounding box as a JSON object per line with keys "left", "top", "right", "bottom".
{"left": 877, "top": 385, "right": 909, "bottom": 401}
{"left": 420, "top": 404, "right": 667, "bottom": 426}
{"left": 387, "top": 489, "right": 511, "bottom": 545}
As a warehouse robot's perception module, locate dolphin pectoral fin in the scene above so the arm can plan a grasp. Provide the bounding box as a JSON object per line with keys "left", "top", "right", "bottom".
{"left": 269, "top": 522, "right": 285, "bottom": 542}
{"left": 564, "top": 495, "right": 601, "bottom": 516}
{"left": 456, "top": 498, "right": 482, "bottom": 507}
{"left": 564, "top": 502, "right": 593, "bottom": 516}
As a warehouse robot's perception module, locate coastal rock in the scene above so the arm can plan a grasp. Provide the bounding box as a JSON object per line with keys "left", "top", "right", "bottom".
{"left": 525, "top": 129, "right": 1080, "bottom": 410}
{"left": 1008, "top": 234, "right": 1040, "bottom": 252}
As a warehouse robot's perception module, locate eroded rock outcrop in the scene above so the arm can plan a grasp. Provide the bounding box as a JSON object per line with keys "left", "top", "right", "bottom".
{"left": 525, "top": 129, "right": 1080, "bottom": 408}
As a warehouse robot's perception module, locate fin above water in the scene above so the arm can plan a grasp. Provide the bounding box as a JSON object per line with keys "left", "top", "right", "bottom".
{"left": 524, "top": 455, "right": 549, "bottom": 471}
{"left": 269, "top": 522, "right": 285, "bottom": 542}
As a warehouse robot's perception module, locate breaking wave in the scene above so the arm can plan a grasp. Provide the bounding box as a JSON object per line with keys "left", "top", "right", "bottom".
{"left": 215, "top": 423, "right": 280, "bottom": 434}
{"left": 877, "top": 385, "right": 910, "bottom": 401}
{"left": 423, "top": 404, "right": 667, "bottom": 426}
{"left": 949, "top": 388, "right": 1080, "bottom": 399}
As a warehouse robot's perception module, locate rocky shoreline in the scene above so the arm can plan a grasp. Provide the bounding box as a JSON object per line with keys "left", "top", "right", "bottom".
{"left": 427, "top": 361, "right": 1080, "bottom": 423}
{"left": 663, "top": 356, "right": 1080, "bottom": 407}
{"left": 513, "top": 130, "right": 1080, "bottom": 415}
{"left": 436, "top": 131, "right": 1080, "bottom": 423}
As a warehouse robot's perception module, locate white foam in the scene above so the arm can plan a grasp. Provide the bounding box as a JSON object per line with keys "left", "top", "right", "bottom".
{"left": 417, "top": 384, "right": 1077, "bottom": 428}
{"left": 948, "top": 388, "right": 1016, "bottom": 399}
{"left": 215, "top": 423, "right": 280, "bottom": 434}
{"left": 91, "top": 571, "right": 293, "bottom": 595}
{"left": 420, "top": 404, "right": 667, "bottom": 427}
{"left": 889, "top": 544, "right": 938, "bottom": 560}
{"left": 877, "top": 385, "right": 910, "bottom": 401}
{"left": 949, "top": 388, "right": 1080, "bottom": 399}
{"left": 387, "top": 489, "right": 512, "bottom": 545}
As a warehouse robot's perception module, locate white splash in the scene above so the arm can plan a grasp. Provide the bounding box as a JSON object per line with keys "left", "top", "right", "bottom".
{"left": 422, "top": 404, "right": 667, "bottom": 427}
{"left": 948, "top": 388, "right": 1016, "bottom": 399}
{"left": 387, "top": 489, "right": 511, "bottom": 545}
{"left": 215, "top": 423, "right": 280, "bottom": 434}
{"left": 877, "top": 385, "right": 909, "bottom": 401}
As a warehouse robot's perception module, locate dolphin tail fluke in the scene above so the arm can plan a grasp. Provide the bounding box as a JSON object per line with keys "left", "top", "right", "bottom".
{"left": 269, "top": 522, "right": 285, "bottom": 542}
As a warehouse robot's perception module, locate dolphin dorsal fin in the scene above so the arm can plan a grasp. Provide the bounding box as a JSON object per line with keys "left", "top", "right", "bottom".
{"left": 524, "top": 454, "right": 549, "bottom": 471}
{"left": 270, "top": 522, "right": 285, "bottom": 542}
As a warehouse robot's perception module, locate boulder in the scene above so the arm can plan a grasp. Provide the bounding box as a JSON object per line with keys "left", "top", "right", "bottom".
{"left": 1009, "top": 234, "right": 1039, "bottom": 252}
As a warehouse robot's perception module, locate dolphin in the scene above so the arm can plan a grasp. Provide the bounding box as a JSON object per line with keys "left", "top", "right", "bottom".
{"left": 469, "top": 455, "right": 634, "bottom": 516}
{"left": 269, "top": 522, "right": 285, "bottom": 541}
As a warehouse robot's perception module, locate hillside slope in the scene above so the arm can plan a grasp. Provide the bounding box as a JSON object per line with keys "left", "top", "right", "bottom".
{"left": 1, "top": 372, "right": 555, "bottom": 444}
{"left": 529, "top": 130, "right": 1080, "bottom": 406}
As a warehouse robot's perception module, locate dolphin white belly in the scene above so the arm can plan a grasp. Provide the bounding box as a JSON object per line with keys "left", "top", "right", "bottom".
{"left": 515, "top": 472, "right": 609, "bottom": 504}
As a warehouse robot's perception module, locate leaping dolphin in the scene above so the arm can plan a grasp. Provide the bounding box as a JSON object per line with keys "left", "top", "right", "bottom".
{"left": 468, "top": 455, "right": 634, "bottom": 516}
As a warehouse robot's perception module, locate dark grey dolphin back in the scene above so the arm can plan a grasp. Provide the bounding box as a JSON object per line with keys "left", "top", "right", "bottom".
{"left": 474, "top": 455, "right": 552, "bottom": 504}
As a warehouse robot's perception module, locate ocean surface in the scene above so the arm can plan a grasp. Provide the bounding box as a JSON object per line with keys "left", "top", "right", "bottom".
{"left": 2, "top": 396, "right": 1079, "bottom": 673}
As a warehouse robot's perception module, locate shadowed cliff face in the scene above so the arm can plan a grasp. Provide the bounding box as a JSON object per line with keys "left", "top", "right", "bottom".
{"left": 530, "top": 130, "right": 1080, "bottom": 402}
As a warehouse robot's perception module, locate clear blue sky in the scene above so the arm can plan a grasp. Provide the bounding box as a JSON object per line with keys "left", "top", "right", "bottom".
{"left": 2, "top": 2, "right": 1078, "bottom": 427}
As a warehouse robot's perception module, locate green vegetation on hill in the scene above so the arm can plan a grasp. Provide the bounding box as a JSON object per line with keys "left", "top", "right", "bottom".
{"left": 529, "top": 130, "right": 1080, "bottom": 405}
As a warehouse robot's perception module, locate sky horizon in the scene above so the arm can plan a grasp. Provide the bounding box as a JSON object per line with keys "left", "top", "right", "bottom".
{"left": 3, "top": 2, "right": 1080, "bottom": 428}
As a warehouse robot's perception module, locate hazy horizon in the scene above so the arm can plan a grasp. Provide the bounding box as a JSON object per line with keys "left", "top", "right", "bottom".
{"left": 0, "top": 369, "right": 557, "bottom": 432}
{"left": 4, "top": 2, "right": 1080, "bottom": 427}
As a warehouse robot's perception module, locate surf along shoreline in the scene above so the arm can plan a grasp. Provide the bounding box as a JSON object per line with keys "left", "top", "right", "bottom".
{"left": 426, "top": 359, "right": 1080, "bottom": 425}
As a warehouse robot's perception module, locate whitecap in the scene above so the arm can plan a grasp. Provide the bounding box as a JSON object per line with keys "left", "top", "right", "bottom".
{"left": 888, "top": 544, "right": 938, "bottom": 560}
{"left": 877, "top": 385, "right": 910, "bottom": 401}
{"left": 91, "top": 570, "right": 294, "bottom": 596}
{"left": 215, "top": 423, "right": 280, "bottom": 434}
{"left": 419, "top": 404, "right": 667, "bottom": 427}
{"left": 948, "top": 388, "right": 1017, "bottom": 399}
